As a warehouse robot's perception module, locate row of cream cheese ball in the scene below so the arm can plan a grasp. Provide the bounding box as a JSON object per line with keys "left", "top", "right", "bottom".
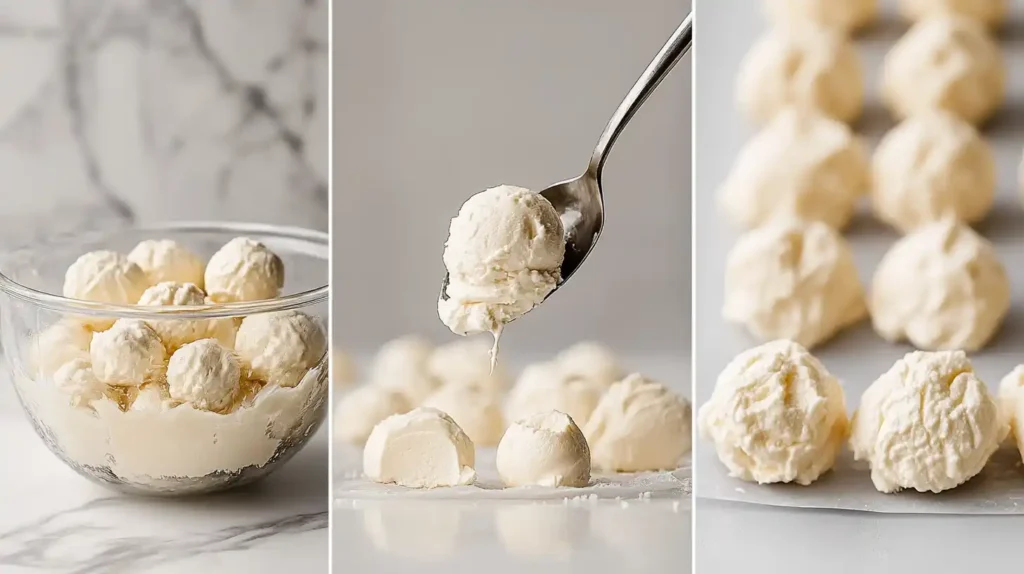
{"left": 334, "top": 338, "right": 692, "bottom": 488}
{"left": 739, "top": 14, "right": 1004, "bottom": 127}
{"left": 700, "top": 339, "right": 1024, "bottom": 494}
{"left": 36, "top": 237, "right": 325, "bottom": 413}
{"left": 762, "top": 0, "right": 1006, "bottom": 34}
{"left": 723, "top": 216, "right": 1009, "bottom": 352}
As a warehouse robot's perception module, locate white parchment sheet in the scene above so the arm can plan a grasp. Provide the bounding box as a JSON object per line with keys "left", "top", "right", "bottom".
{"left": 335, "top": 447, "right": 691, "bottom": 502}
{"left": 694, "top": 0, "right": 1024, "bottom": 514}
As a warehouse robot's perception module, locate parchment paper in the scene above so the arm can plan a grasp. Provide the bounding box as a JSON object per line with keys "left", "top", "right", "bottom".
{"left": 335, "top": 447, "right": 691, "bottom": 501}
{"left": 694, "top": 0, "right": 1024, "bottom": 514}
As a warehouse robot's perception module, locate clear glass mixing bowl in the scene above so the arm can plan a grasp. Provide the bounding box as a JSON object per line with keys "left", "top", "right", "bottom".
{"left": 0, "top": 222, "right": 329, "bottom": 496}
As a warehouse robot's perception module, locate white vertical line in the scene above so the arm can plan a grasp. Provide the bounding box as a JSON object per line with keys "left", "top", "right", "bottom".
{"left": 326, "top": 0, "right": 335, "bottom": 570}
{"left": 689, "top": 1, "right": 699, "bottom": 573}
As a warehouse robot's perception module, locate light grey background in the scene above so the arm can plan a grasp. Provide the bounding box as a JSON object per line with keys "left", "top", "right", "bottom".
{"left": 334, "top": 0, "right": 691, "bottom": 357}
{"left": 695, "top": 0, "right": 1024, "bottom": 571}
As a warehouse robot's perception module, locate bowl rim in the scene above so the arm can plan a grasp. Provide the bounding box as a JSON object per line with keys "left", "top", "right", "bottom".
{"left": 0, "top": 221, "right": 329, "bottom": 320}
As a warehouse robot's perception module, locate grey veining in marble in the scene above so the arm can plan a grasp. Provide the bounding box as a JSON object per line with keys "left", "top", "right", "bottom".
{"left": 0, "top": 0, "right": 328, "bottom": 245}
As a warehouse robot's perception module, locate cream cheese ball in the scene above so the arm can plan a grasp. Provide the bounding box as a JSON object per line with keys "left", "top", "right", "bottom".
{"left": 53, "top": 358, "right": 106, "bottom": 407}
{"left": 997, "top": 366, "right": 1024, "bottom": 442}
{"left": 850, "top": 351, "right": 1001, "bottom": 493}
{"left": 723, "top": 218, "right": 867, "bottom": 349}
{"left": 166, "top": 339, "right": 241, "bottom": 412}
{"left": 422, "top": 385, "right": 506, "bottom": 447}
{"left": 882, "top": 16, "right": 1004, "bottom": 125}
{"left": 899, "top": 0, "right": 1006, "bottom": 28}
{"left": 334, "top": 385, "right": 411, "bottom": 445}
{"left": 764, "top": 0, "right": 877, "bottom": 33}
{"left": 698, "top": 340, "right": 848, "bottom": 485}
{"left": 554, "top": 342, "right": 625, "bottom": 388}
{"left": 438, "top": 185, "right": 565, "bottom": 337}
{"left": 427, "top": 338, "right": 510, "bottom": 393}
{"left": 505, "top": 361, "right": 604, "bottom": 429}
{"left": 234, "top": 310, "right": 326, "bottom": 388}
{"left": 363, "top": 407, "right": 476, "bottom": 488}
{"left": 736, "top": 25, "right": 864, "bottom": 124}
{"left": 90, "top": 319, "right": 167, "bottom": 387}
{"left": 30, "top": 320, "right": 93, "bottom": 377}
{"left": 872, "top": 111, "right": 995, "bottom": 233}
{"left": 63, "top": 250, "right": 149, "bottom": 329}
{"left": 371, "top": 336, "right": 442, "bottom": 404}
{"left": 204, "top": 237, "right": 285, "bottom": 303}
{"left": 496, "top": 411, "right": 591, "bottom": 487}
{"left": 870, "top": 218, "right": 1009, "bottom": 351}
{"left": 585, "top": 374, "right": 692, "bottom": 472}
{"left": 718, "top": 108, "right": 869, "bottom": 230}
{"left": 127, "top": 239, "right": 205, "bottom": 288}
{"left": 137, "top": 282, "right": 236, "bottom": 350}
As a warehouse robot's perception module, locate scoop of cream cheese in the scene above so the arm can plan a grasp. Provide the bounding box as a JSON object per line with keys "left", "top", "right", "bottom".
{"left": 363, "top": 407, "right": 476, "bottom": 488}
{"left": 496, "top": 410, "right": 591, "bottom": 487}
{"left": 437, "top": 185, "right": 565, "bottom": 339}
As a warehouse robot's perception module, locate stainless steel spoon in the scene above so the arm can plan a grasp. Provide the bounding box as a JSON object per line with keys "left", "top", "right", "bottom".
{"left": 441, "top": 14, "right": 693, "bottom": 305}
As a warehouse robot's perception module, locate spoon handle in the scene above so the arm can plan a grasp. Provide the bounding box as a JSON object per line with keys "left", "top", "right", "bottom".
{"left": 588, "top": 13, "right": 693, "bottom": 179}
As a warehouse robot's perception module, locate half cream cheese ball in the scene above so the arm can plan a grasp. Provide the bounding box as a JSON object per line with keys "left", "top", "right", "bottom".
{"left": 736, "top": 25, "right": 864, "bottom": 125}
{"left": 438, "top": 185, "right": 565, "bottom": 337}
{"left": 364, "top": 407, "right": 476, "bottom": 488}
{"left": 699, "top": 340, "right": 848, "bottom": 485}
{"left": 870, "top": 218, "right": 1009, "bottom": 351}
{"left": 872, "top": 110, "right": 995, "bottom": 233}
{"left": 584, "top": 374, "right": 692, "bottom": 472}
{"left": 723, "top": 218, "right": 866, "bottom": 349}
{"left": 850, "top": 351, "right": 1002, "bottom": 493}
{"left": 882, "top": 16, "right": 1005, "bottom": 125}
{"left": 719, "top": 108, "right": 869, "bottom": 230}
{"left": 763, "top": 0, "right": 878, "bottom": 33}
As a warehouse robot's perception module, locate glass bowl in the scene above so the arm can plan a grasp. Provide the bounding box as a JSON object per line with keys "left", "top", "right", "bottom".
{"left": 0, "top": 221, "right": 329, "bottom": 496}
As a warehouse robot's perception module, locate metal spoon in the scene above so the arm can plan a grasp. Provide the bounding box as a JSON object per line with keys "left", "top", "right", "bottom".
{"left": 440, "top": 14, "right": 693, "bottom": 305}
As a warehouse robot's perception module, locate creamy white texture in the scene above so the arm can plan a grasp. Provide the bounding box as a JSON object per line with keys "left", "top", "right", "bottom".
{"left": 849, "top": 351, "right": 1002, "bottom": 493}
{"left": 496, "top": 411, "right": 591, "bottom": 487}
{"left": 870, "top": 218, "right": 1009, "bottom": 351}
{"left": 698, "top": 340, "right": 847, "bottom": 485}
{"left": 17, "top": 365, "right": 325, "bottom": 484}
{"left": 334, "top": 385, "right": 411, "bottom": 445}
{"left": 872, "top": 111, "right": 995, "bottom": 233}
{"left": 422, "top": 385, "right": 506, "bottom": 447}
{"left": 438, "top": 185, "right": 565, "bottom": 338}
{"left": 166, "top": 339, "right": 241, "bottom": 412}
{"left": 204, "top": 237, "right": 285, "bottom": 303}
{"left": 553, "top": 341, "right": 624, "bottom": 388}
{"left": 505, "top": 361, "right": 604, "bottom": 429}
{"left": 882, "top": 16, "right": 1005, "bottom": 124}
{"left": 53, "top": 358, "right": 105, "bottom": 407}
{"left": 723, "top": 218, "right": 866, "bottom": 349}
{"left": 30, "top": 320, "right": 93, "bottom": 377}
{"left": 90, "top": 319, "right": 167, "bottom": 387}
{"left": 736, "top": 25, "right": 864, "bottom": 124}
{"left": 128, "top": 239, "right": 206, "bottom": 288}
{"left": 363, "top": 407, "right": 476, "bottom": 488}
{"left": 234, "top": 310, "right": 327, "bottom": 388}
{"left": 763, "top": 0, "right": 877, "bottom": 32}
{"left": 899, "top": 0, "right": 1006, "bottom": 28}
{"left": 586, "top": 373, "right": 692, "bottom": 472}
{"left": 63, "top": 250, "right": 150, "bottom": 329}
{"left": 138, "top": 281, "right": 236, "bottom": 350}
{"left": 719, "top": 108, "right": 869, "bottom": 230}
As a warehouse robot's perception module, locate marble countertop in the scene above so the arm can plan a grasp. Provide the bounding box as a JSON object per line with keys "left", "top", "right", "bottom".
{"left": 0, "top": 380, "right": 328, "bottom": 573}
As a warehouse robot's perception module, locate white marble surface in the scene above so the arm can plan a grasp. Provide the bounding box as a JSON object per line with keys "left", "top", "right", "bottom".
{"left": 0, "top": 376, "right": 328, "bottom": 573}
{"left": 0, "top": 0, "right": 328, "bottom": 245}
